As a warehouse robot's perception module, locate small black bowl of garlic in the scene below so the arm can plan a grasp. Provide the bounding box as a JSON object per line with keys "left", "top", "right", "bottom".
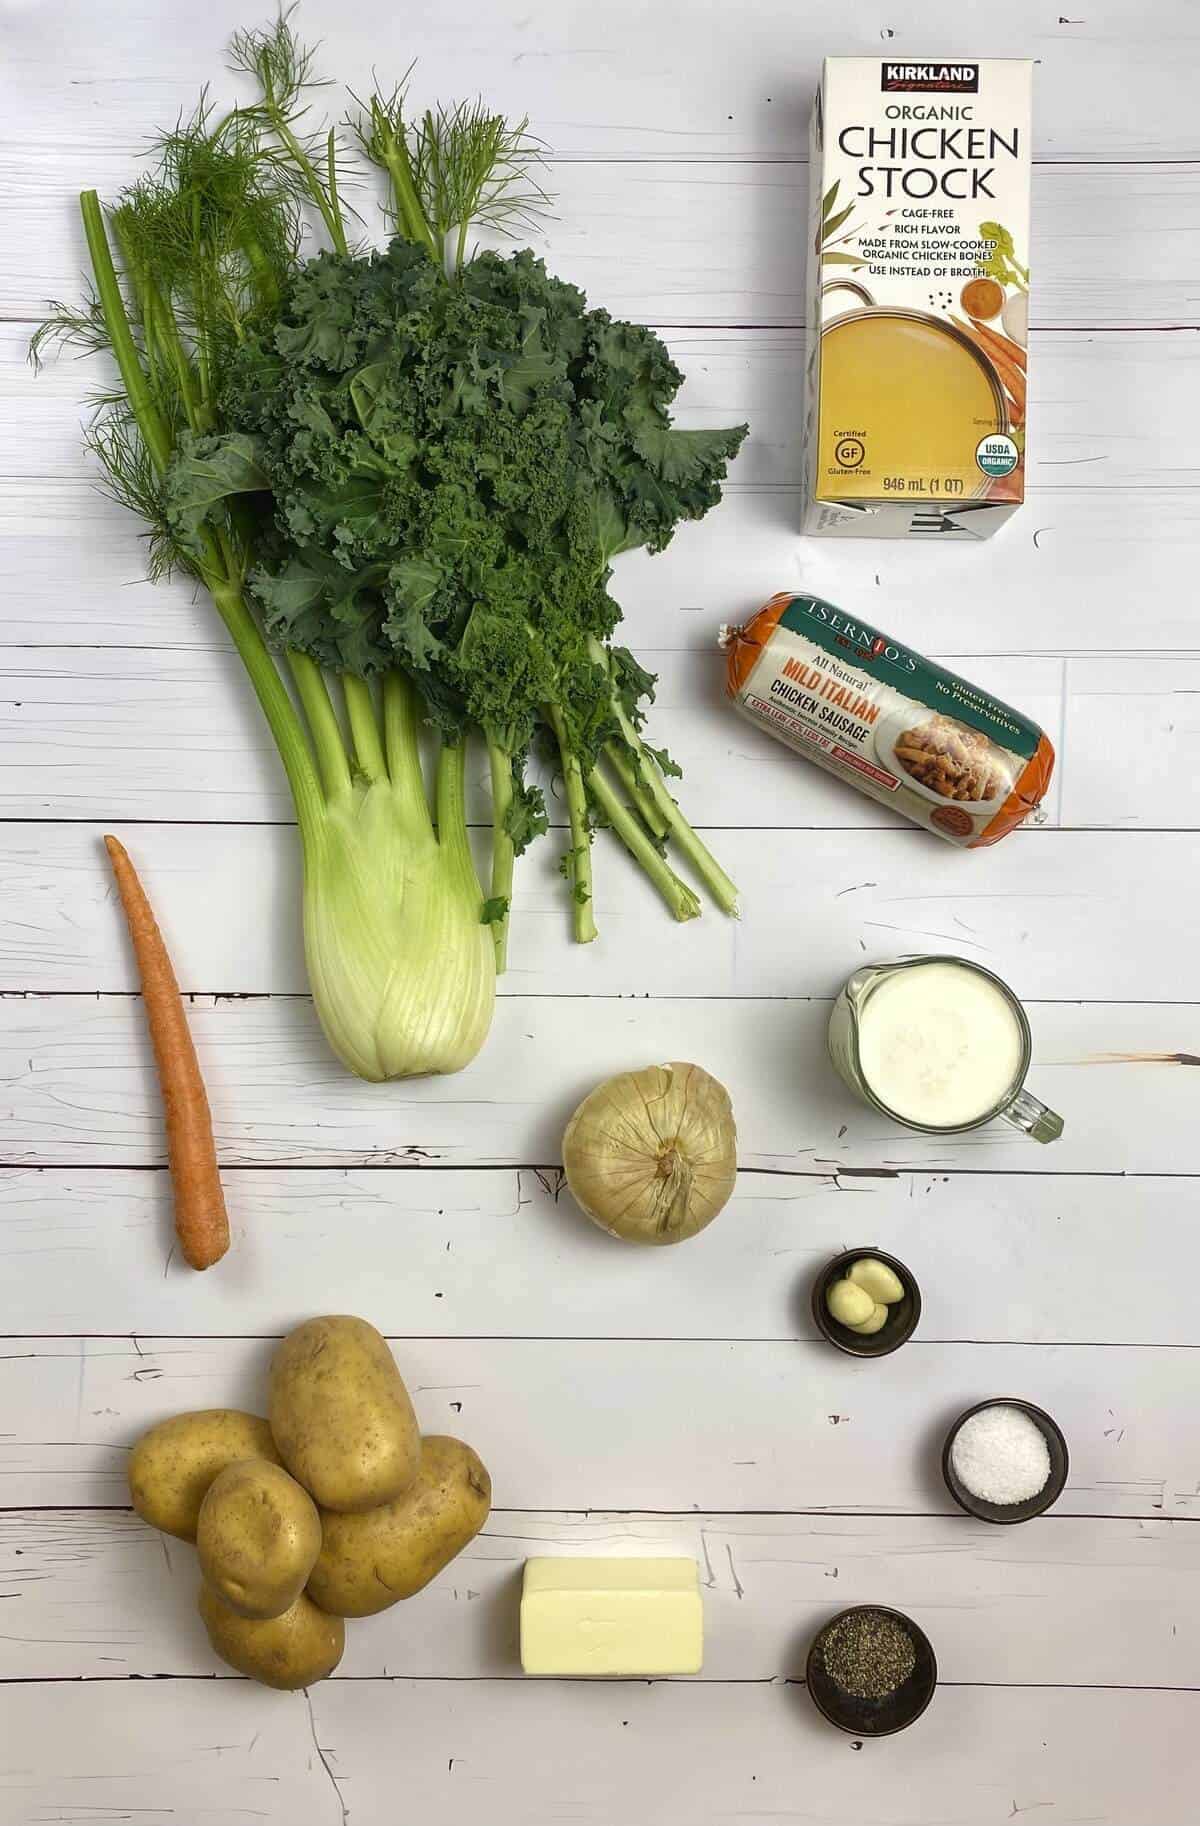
{"left": 812, "top": 1248, "right": 921, "bottom": 1358}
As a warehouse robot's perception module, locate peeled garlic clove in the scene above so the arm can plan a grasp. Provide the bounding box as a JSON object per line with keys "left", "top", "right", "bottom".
{"left": 562, "top": 1062, "right": 737, "bottom": 1246}
{"left": 825, "top": 1278, "right": 875, "bottom": 1328}
{"left": 847, "top": 1257, "right": 905, "bottom": 1304}
{"left": 847, "top": 1301, "right": 889, "bottom": 1336}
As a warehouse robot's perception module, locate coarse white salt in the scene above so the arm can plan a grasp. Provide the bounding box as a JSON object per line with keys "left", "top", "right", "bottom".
{"left": 951, "top": 1404, "right": 1051, "bottom": 1506}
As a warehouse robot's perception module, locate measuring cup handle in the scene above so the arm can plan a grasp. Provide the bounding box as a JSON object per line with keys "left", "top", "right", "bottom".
{"left": 1000, "top": 1086, "right": 1064, "bottom": 1145}
{"left": 820, "top": 279, "right": 875, "bottom": 308}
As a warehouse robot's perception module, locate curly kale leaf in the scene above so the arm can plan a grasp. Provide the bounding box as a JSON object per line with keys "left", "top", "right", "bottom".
{"left": 219, "top": 242, "right": 747, "bottom": 778}
{"left": 251, "top": 549, "right": 391, "bottom": 676}
{"left": 504, "top": 776, "right": 549, "bottom": 855}
{"left": 609, "top": 645, "right": 658, "bottom": 723}
{"left": 164, "top": 430, "right": 270, "bottom": 554}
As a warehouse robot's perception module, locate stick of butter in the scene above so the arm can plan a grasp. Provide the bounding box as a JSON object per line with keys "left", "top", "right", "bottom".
{"left": 520, "top": 1558, "right": 703, "bottom": 1677}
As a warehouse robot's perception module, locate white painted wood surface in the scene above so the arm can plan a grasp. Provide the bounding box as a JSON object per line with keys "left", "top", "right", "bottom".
{"left": 4, "top": 1681, "right": 1199, "bottom": 1826}
{"left": 3, "top": 1333, "right": 1196, "bottom": 1517}
{"left": 2, "top": 1, "right": 1199, "bottom": 1821}
{"left": 3, "top": 994, "right": 1196, "bottom": 1171}
{"left": 4, "top": 1509, "right": 1196, "bottom": 1683}
{"left": 2, "top": 1167, "right": 1195, "bottom": 1344}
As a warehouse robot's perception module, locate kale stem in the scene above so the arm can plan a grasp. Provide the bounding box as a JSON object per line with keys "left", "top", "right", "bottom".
{"left": 602, "top": 738, "right": 669, "bottom": 839}
{"left": 486, "top": 737, "right": 515, "bottom": 973}
{"left": 587, "top": 764, "right": 701, "bottom": 923}
{"left": 592, "top": 639, "right": 739, "bottom": 916}
{"left": 79, "top": 192, "right": 172, "bottom": 473}
{"left": 635, "top": 755, "right": 740, "bottom": 916}
{"left": 546, "top": 706, "right": 596, "bottom": 945}
{"left": 342, "top": 674, "right": 386, "bottom": 782}
{"left": 288, "top": 651, "right": 352, "bottom": 801}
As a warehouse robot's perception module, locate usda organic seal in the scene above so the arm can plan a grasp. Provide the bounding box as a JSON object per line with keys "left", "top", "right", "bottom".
{"left": 975, "top": 433, "right": 1019, "bottom": 478}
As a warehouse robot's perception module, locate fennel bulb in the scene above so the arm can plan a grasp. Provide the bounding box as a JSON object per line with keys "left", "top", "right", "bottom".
{"left": 301, "top": 724, "right": 494, "bottom": 1083}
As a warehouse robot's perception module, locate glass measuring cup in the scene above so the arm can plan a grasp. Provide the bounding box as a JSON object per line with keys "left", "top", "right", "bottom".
{"left": 828, "top": 956, "right": 1064, "bottom": 1144}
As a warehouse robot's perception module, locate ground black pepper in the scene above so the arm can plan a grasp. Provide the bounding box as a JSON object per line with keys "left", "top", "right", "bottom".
{"left": 819, "top": 1610, "right": 916, "bottom": 1700}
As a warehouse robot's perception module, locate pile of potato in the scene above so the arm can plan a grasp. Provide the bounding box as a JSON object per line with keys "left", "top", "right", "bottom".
{"left": 128, "top": 1316, "right": 491, "bottom": 1689}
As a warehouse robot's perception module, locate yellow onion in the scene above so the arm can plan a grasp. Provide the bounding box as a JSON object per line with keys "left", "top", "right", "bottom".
{"left": 562, "top": 1062, "right": 737, "bottom": 1245}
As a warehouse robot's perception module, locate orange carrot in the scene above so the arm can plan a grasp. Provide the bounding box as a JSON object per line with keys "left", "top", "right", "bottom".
{"left": 104, "top": 835, "right": 229, "bottom": 1270}
{"left": 953, "top": 314, "right": 1027, "bottom": 388}
{"left": 966, "top": 314, "right": 1027, "bottom": 372}
{"left": 951, "top": 315, "right": 1027, "bottom": 421}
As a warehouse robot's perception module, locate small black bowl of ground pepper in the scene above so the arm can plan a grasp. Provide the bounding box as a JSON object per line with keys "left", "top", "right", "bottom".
{"left": 806, "top": 1604, "right": 937, "bottom": 1736}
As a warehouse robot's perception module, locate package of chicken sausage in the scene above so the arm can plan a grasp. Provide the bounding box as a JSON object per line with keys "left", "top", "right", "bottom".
{"left": 721, "top": 592, "right": 1054, "bottom": 847}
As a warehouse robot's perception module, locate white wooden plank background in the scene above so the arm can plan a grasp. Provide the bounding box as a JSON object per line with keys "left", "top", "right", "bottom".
{"left": 6, "top": 490, "right": 1200, "bottom": 654}
{"left": 3, "top": 1509, "right": 1196, "bottom": 1683}
{"left": 2, "top": 1167, "right": 1195, "bottom": 1343}
{"left": 4, "top": 1682, "right": 1198, "bottom": 1826}
{"left": 3, "top": 1333, "right": 1196, "bottom": 1516}
{"left": 3, "top": 994, "right": 1196, "bottom": 1172}
{"left": 2, "top": 0, "right": 1199, "bottom": 1821}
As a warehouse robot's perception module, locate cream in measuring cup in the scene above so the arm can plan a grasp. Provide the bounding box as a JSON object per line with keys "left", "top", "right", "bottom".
{"left": 829, "top": 956, "right": 1063, "bottom": 1142}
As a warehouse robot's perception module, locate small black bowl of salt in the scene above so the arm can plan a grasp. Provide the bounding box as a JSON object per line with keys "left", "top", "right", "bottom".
{"left": 806, "top": 1604, "right": 937, "bottom": 1736}
{"left": 942, "top": 1397, "right": 1069, "bottom": 1524}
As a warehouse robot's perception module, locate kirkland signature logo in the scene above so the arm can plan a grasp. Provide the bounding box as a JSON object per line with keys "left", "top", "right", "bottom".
{"left": 881, "top": 62, "right": 980, "bottom": 93}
